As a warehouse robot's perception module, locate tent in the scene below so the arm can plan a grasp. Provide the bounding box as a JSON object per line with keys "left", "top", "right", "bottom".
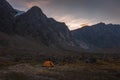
{"left": 42, "top": 60, "right": 54, "bottom": 67}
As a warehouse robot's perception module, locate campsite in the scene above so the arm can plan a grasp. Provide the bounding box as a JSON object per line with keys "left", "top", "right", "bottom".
{"left": 0, "top": 53, "right": 120, "bottom": 80}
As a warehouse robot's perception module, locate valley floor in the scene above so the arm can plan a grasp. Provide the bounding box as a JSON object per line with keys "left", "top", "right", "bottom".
{"left": 0, "top": 61, "right": 120, "bottom": 80}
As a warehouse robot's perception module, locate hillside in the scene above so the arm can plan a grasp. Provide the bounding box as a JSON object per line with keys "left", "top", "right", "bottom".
{"left": 72, "top": 23, "right": 120, "bottom": 50}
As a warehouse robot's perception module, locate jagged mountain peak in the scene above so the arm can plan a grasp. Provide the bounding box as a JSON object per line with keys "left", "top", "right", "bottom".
{"left": 27, "top": 6, "right": 44, "bottom": 15}
{"left": 93, "top": 22, "right": 106, "bottom": 27}
{"left": 30, "top": 6, "right": 41, "bottom": 10}
{"left": 17, "top": 6, "right": 48, "bottom": 20}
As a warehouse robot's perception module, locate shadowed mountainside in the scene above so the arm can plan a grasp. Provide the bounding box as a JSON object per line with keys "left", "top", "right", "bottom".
{"left": 0, "top": 0, "right": 87, "bottom": 61}
{"left": 0, "top": 0, "right": 16, "bottom": 33}
{"left": 15, "top": 6, "right": 75, "bottom": 48}
{"left": 72, "top": 23, "right": 120, "bottom": 51}
{"left": 0, "top": 0, "right": 78, "bottom": 49}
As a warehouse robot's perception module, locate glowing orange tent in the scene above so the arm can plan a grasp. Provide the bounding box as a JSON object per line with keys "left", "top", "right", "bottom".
{"left": 42, "top": 61, "right": 54, "bottom": 67}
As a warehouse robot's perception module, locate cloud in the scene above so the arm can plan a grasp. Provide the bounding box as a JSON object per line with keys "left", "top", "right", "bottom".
{"left": 53, "top": 14, "right": 93, "bottom": 30}
{"left": 7, "top": 0, "right": 52, "bottom": 10}
{"left": 7, "top": 0, "right": 120, "bottom": 30}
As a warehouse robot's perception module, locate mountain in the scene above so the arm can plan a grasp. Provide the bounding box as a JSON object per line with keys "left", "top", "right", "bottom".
{"left": 15, "top": 6, "right": 76, "bottom": 48}
{"left": 0, "top": 0, "right": 85, "bottom": 62}
{"left": 0, "top": 0, "right": 76, "bottom": 49}
{"left": 0, "top": 0, "right": 16, "bottom": 33}
{"left": 0, "top": 0, "right": 16, "bottom": 16}
{"left": 72, "top": 22, "right": 120, "bottom": 49}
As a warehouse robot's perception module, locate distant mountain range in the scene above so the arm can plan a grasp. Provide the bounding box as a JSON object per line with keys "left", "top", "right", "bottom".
{"left": 72, "top": 23, "right": 120, "bottom": 50}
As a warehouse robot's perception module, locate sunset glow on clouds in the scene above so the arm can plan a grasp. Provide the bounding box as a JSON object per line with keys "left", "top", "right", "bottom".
{"left": 7, "top": 0, "right": 120, "bottom": 30}
{"left": 53, "top": 15, "right": 91, "bottom": 30}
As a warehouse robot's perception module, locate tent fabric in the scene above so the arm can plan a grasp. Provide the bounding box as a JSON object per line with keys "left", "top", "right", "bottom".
{"left": 42, "top": 61, "right": 54, "bottom": 67}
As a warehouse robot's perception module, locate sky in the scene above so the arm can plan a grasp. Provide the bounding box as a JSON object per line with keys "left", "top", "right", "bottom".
{"left": 7, "top": 0, "right": 120, "bottom": 30}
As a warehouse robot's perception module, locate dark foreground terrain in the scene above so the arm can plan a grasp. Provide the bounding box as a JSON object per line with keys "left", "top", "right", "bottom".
{"left": 0, "top": 53, "right": 120, "bottom": 80}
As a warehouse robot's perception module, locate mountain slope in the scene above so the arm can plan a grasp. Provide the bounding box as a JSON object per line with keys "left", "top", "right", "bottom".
{"left": 0, "top": 0, "right": 16, "bottom": 33}
{"left": 72, "top": 23, "right": 120, "bottom": 48}
{"left": 15, "top": 6, "right": 75, "bottom": 48}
